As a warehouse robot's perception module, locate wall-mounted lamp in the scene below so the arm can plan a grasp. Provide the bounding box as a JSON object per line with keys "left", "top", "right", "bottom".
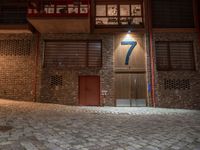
{"left": 123, "top": 31, "right": 133, "bottom": 42}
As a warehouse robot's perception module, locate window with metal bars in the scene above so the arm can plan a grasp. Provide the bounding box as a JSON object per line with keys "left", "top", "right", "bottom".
{"left": 44, "top": 40, "right": 102, "bottom": 68}
{"left": 155, "top": 41, "right": 195, "bottom": 71}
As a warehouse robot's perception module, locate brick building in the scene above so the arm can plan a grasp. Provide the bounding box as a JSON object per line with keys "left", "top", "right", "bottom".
{"left": 0, "top": 0, "right": 199, "bottom": 109}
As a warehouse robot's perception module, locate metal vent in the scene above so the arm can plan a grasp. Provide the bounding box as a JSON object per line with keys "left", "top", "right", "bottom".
{"left": 164, "top": 79, "right": 190, "bottom": 90}
{"left": 50, "top": 75, "right": 63, "bottom": 86}
{"left": 0, "top": 40, "right": 31, "bottom": 56}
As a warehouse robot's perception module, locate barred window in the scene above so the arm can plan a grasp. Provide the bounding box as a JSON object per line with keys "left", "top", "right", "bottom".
{"left": 155, "top": 41, "right": 195, "bottom": 71}
{"left": 44, "top": 40, "right": 102, "bottom": 68}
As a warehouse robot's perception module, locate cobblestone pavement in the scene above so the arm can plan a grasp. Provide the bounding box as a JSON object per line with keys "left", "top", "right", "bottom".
{"left": 0, "top": 99, "right": 200, "bottom": 150}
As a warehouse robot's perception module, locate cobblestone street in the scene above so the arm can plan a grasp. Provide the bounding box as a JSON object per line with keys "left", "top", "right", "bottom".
{"left": 0, "top": 99, "right": 200, "bottom": 150}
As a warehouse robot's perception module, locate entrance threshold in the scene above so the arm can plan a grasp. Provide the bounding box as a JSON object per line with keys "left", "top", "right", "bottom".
{"left": 116, "top": 99, "right": 146, "bottom": 107}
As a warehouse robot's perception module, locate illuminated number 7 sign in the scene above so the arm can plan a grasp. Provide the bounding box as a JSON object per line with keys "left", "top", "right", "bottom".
{"left": 121, "top": 41, "right": 137, "bottom": 65}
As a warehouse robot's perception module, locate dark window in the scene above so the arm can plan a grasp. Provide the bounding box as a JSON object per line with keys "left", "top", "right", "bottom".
{"left": 155, "top": 41, "right": 195, "bottom": 71}
{"left": 0, "top": 6, "right": 27, "bottom": 24}
{"left": 95, "top": 1, "right": 143, "bottom": 27}
{"left": 152, "top": 0, "right": 194, "bottom": 28}
{"left": 44, "top": 41, "right": 102, "bottom": 68}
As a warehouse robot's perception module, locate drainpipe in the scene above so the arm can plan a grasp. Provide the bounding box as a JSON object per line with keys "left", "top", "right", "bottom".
{"left": 33, "top": 32, "right": 40, "bottom": 102}
{"left": 147, "top": 0, "right": 156, "bottom": 107}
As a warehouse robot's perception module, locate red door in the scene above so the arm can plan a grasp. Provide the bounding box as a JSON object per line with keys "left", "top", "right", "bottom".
{"left": 79, "top": 76, "right": 100, "bottom": 106}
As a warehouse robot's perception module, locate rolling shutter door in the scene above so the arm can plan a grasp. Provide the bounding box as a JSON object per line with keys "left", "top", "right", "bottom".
{"left": 44, "top": 41, "right": 102, "bottom": 68}
{"left": 88, "top": 41, "right": 102, "bottom": 67}
{"left": 155, "top": 42, "right": 169, "bottom": 70}
{"left": 170, "top": 42, "right": 194, "bottom": 70}
{"left": 45, "top": 41, "right": 87, "bottom": 67}
{"left": 155, "top": 41, "right": 195, "bottom": 71}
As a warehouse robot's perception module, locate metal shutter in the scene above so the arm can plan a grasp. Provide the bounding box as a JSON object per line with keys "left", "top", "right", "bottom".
{"left": 155, "top": 42, "right": 169, "bottom": 70}
{"left": 88, "top": 41, "right": 102, "bottom": 67}
{"left": 155, "top": 41, "right": 195, "bottom": 71}
{"left": 44, "top": 41, "right": 102, "bottom": 68}
{"left": 44, "top": 41, "right": 87, "bottom": 67}
{"left": 170, "top": 42, "right": 195, "bottom": 70}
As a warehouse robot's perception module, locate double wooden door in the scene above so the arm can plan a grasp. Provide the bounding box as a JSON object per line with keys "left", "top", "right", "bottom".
{"left": 115, "top": 73, "right": 147, "bottom": 106}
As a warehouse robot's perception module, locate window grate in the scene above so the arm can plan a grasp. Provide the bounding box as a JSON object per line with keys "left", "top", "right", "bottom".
{"left": 164, "top": 79, "right": 190, "bottom": 90}
{"left": 50, "top": 75, "right": 63, "bottom": 86}
{"left": 0, "top": 40, "right": 31, "bottom": 56}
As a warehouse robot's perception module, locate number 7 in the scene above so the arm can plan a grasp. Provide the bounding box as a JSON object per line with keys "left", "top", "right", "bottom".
{"left": 121, "top": 41, "right": 137, "bottom": 65}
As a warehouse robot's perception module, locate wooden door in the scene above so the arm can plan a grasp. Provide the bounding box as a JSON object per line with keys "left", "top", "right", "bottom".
{"left": 79, "top": 76, "right": 100, "bottom": 106}
{"left": 115, "top": 74, "right": 131, "bottom": 99}
{"left": 134, "top": 74, "right": 147, "bottom": 99}
{"left": 115, "top": 73, "right": 147, "bottom": 106}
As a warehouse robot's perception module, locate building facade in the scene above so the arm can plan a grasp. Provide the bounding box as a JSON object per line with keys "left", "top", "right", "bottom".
{"left": 0, "top": 0, "right": 200, "bottom": 109}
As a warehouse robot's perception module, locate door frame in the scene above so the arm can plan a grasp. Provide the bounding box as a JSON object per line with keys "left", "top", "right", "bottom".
{"left": 78, "top": 75, "right": 101, "bottom": 106}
